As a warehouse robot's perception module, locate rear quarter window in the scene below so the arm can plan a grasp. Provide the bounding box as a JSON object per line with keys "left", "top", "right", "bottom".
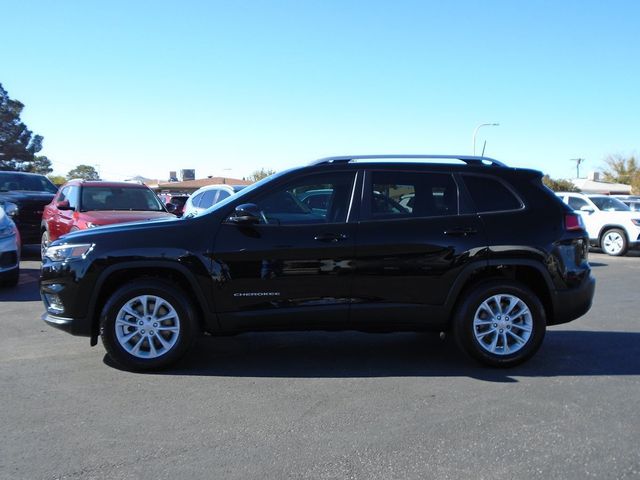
{"left": 462, "top": 175, "right": 523, "bottom": 213}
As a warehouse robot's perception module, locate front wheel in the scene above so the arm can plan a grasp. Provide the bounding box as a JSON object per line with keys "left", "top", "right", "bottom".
{"left": 41, "top": 230, "right": 50, "bottom": 259}
{"left": 601, "top": 228, "right": 627, "bottom": 256}
{"left": 100, "top": 279, "right": 198, "bottom": 371}
{"left": 453, "top": 280, "right": 546, "bottom": 367}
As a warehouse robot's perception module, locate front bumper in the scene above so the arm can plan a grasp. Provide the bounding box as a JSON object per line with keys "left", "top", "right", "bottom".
{"left": 0, "top": 234, "right": 20, "bottom": 272}
{"left": 41, "top": 312, "right": 91, "bottom": 336}
{"left": 548, "top": 274, "right": 596, "bottom": 326}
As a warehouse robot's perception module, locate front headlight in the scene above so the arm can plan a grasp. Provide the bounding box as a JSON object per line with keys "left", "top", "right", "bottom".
{"left": 2, "top": 201, "right": 18, "bottom": 217}
{"left": 631, "top": 219, "right": 640, "bottom": 227}
{"left": 44, "top": 243, "right": 94, "bottom": 262}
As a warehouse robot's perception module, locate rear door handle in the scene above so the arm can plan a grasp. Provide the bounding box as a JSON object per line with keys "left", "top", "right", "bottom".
{"left": 314, "top": 233, "right": 349, "bottom": 243}
{"left": 444, "top": 227, "right": 478, "bottom": 236}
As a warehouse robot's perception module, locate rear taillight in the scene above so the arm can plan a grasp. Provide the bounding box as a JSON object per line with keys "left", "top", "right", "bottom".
{"left": 565, "top": 214, "right": 584, "bottom": 231}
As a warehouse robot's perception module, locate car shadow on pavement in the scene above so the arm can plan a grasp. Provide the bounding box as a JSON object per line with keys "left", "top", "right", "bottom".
{"left": 108, "top": 329, "right": 640, "bottom": 382}
{"left": 0, "top": 266, "right": 41, "bottom": 301}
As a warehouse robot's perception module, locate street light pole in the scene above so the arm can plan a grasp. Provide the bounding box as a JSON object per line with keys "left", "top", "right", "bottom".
{"left": 472, "top": 123, "right": 500, "bottom": 156}
{"left": 570, "top": 158, "right": 585, "bottom": 179}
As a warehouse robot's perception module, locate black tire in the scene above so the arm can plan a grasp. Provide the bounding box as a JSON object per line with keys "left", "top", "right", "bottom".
{"left": 100, "top": 278, "right": 198, "bottom": 371}
{"left": 600, "top": 228, "right": 628, "bottom": 256}
{"left": 453, "top": 280, "right": 546, "bottom": 368}
{"left": 0, "top": 267, "right": 19, "bottom": 287}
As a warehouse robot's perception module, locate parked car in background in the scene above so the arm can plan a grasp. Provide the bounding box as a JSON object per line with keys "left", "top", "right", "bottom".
{"left": 158, "top": 193, "right": 189, "bottom": 217}
{"left": 556, "top": 192, "right": 640, "bottom": 256}
{"left": 41, "top": 180, "right": 176, "bottom": 254}
{"left": 41, "top": 155, "right": 594, "bottom": 371}
{"left": 0, "top": 204, "right": 20, "bottom": 287}
{"left": 613, "top": 195, "right": 640, "bottom": 212}
{"left": 0, "top": 171, "right": 58, "bottom": 245}
{"left": 182, "top": 184, "right": 245, "bottom": 217}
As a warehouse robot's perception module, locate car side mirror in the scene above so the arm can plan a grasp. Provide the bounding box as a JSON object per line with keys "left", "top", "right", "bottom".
{"left": 579, "top": 205, "right": 594, "bottom": 214}
{"left": 227, "top": 203, "right": 262, "bottom": 224}
{"left": 57, "top": 200, "right": 73, "bottom": 211}
{"left": 165, "top": 202, "right": 177, "bottom": 213}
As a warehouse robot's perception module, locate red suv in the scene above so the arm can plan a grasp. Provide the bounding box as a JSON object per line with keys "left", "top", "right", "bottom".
{"left": 41, "top": 180, "right": 175, "bottom": 253}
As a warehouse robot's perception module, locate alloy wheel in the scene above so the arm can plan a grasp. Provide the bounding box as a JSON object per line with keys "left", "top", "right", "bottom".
{"left": 472, "top": 294, "right": 533, "bottom": 355}
{"left": 114, "top": 295, "right": 181, "bottom": 359}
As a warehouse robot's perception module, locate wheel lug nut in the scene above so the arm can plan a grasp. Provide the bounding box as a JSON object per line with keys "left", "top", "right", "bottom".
{"left": 140, "top": 329, "right": 145, "bottom": 334}
{"left": 499, "top": 329, "right": 503, "bottom": 333}
{"left": 497, "top": 316, "right": 501, "bottom": 320}
{"left": 138, "top": 321, "right": 144, "bottom": 326}
{"left": 507, "top": 325, "right": 511, "bottom": 329}
{"left": 493, "top": 323, "right": 497, "bottom": 328}
{"left": 153, "top": 323, "right": 158, "bottom": 328}
{"left": 150, "top": 330, "right": 154, "bottom": 335}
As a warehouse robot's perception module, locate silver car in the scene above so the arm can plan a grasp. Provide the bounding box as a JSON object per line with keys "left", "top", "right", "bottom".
{"left": 0, "top": 204, "right": 20, "bottom": 287}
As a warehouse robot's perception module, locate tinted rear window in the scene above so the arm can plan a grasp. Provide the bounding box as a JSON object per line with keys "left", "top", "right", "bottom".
{"left": 463, "top": 175, "right": 522, "bottom": 212}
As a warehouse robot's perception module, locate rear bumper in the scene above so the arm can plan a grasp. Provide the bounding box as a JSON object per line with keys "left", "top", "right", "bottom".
{"left": 548, "top": 274, "right": 596, "bottom": 326}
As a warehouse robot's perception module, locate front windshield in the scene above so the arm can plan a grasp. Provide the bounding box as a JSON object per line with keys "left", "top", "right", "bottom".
{"left": 80, "top": 186, "right": 165, "bottom": 212}
{"left": 590, "top": 196, "right": 630, "bottom": 211}
{"left": 0, "top": 172, "right": 58, "bottom": 193}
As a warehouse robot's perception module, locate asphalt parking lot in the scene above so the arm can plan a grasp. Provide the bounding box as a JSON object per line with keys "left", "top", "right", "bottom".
{"left": 1, "top": 249, "right": 639, "bottom": 480}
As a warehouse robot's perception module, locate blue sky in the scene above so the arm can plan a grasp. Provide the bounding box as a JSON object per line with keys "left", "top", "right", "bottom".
{"left": 3, "top": 0, "right": 639, "bottom": 181}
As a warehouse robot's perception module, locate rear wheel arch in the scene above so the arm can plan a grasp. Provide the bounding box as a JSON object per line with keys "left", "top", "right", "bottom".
{"left": 445, "top": 261, "right": 554, "bottom": 327}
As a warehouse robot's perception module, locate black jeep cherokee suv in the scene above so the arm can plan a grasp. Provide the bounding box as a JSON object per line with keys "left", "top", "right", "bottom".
{"left": 40, "top": 155, "right": 595, "bottom": 371}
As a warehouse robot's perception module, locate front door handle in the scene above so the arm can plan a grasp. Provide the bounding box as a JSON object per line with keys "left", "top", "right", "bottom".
{"left": 314, "top": 233, "right": 349, "bottom": 243}
{"left": 444, "top": 227, "right": 478, "bottom": 237}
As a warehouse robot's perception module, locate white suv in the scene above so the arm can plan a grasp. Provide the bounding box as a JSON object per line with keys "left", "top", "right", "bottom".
{"left": 556, "top": 192, "right": 640, "bottom": 256}
{"left": 182, "top": 184, "right": 246, "bottom": 217}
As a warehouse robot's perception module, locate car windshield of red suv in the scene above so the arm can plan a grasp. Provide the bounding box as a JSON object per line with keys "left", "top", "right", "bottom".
{"left": 80, "top": 186, "right": 165, "bottom": 212}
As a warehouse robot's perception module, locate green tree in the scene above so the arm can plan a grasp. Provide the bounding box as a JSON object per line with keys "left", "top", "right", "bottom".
{"left": 601, "top": 154, "right": 640, "bottom": 194}
{"left": 47, "top": 174, "right": 66, "bottom": 186}
{"left": 0, "top": 83, "right": 44, "bottom": 171}
{"left": 247, "top": 168, "right": 276, "bottom": 182}
{"left": 28, "top": 155, "right": 53, "bottom": 175}
{"left": 67, "top": 164, "right": 99, "bottom": 180}
{"left": 542, "top": 175, "right": 579, "bottom": 192}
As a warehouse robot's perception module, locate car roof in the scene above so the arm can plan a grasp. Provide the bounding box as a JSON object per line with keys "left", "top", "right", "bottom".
{"left": 191, "top": 184, "right": 237, "bottom": 194}
{"left": 0, "top": 171, "right": 48, "bottom": 178}
{"left": 65, "top": 180, "right": 151, "bottom": 188}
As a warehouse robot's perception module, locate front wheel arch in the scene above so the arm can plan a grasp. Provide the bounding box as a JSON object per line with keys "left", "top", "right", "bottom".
{"left": 89, "top": 262, "right": 216, "bottom": 345}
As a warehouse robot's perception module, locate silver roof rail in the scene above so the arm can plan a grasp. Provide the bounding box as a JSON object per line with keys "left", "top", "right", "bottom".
{"left": 309, "top": 154, "right": 507, "bottom": 167}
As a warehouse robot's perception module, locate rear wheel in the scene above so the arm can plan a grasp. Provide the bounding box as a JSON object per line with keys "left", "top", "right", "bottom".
{"left": 100, "top": 279, "right": 198, "bottom": 371}
{"left": 601, "top": 228, "right": 627, "bottom": 256}
{"left": 453, "top": 280, "right": 546, "bottom": 367}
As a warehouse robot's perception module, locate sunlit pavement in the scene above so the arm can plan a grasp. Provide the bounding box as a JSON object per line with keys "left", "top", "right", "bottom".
{"left": 1, "top": 249, "right": 638, "bottom": 479}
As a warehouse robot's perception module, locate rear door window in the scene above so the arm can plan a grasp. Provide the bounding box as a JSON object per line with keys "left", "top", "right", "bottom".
{"left": 462, "top": 175, "right": 522, "bottom": 213}
{"left": 365, "top": 171, "right": 458, "bottom": 220}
